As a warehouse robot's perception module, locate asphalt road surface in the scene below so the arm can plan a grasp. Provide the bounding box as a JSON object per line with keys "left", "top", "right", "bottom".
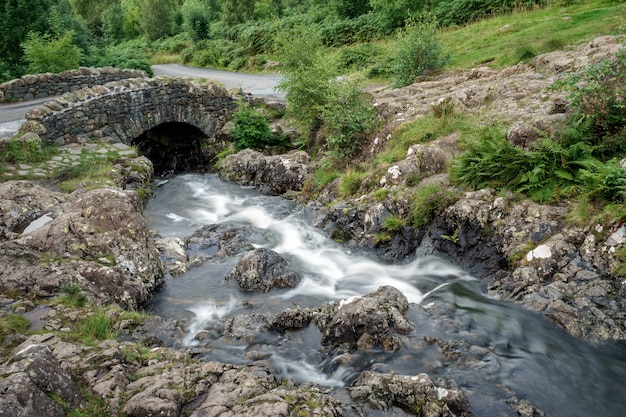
{"left": 0, "top": 65, "right": 283, "bottom": 136}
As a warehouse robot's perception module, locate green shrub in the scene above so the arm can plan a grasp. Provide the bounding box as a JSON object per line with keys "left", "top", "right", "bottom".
{"left": 432, "top": 0, "right": 546, "bottom": 27}
{"left": 411, "top": 184, "right": 458, "bottom": 226}
{"left": 0, "top": 136, "right": 50, "bottom": 164}
{"left": 322, "top": 80, "right": 376, "bottom": 158}
{"left": 391, "top": 16, "right": 449, "bottom": 88}
{"left": 450, "top": 127, "right": 610, "bottom": 203}
{"left": 231, "top": 101, "right": 280, "bottom": 150}
{"left": 337, "top": 43, "right": 382, "bottom": 70}
{"left": 22, "top": 31, "right": 83, "bottom": 74}
{"left": 553, "top": 46, "right": 626, "bottom": 159}
{"left": 60, "top": 282, "right": 88, "bottom": 308}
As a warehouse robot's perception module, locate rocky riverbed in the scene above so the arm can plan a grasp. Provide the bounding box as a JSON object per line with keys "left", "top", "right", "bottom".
{"left": 1, "top": 36, "right": 625, "bottom": 416}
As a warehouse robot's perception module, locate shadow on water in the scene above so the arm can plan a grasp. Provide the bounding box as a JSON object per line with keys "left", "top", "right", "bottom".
{"left": 145, "top": 174, "right": 626, "bottom": 417}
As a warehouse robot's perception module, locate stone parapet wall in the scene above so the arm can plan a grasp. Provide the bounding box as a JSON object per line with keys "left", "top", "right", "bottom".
{"left": 20, "top": 76, "right": 236, "bottom": 146}
{"left": 0, "top": 67, "right": 146, "bottom": 102}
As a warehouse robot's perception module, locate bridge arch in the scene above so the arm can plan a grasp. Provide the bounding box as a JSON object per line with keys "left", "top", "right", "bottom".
{"left": 19, "top": 76, "right": 238, "bottom": 174}
{"left": 20, "top": 76, "right": 237, "bottom": 160}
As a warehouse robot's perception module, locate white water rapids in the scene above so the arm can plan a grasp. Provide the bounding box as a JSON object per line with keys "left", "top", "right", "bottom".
{"left": 145, "top": 173, "right": 626, "bottom": 417}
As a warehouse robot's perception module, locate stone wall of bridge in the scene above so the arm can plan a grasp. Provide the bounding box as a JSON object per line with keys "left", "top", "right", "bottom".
{"left": 0, "top": 67, "right": 146, "bottom": 103}
{"left": 20, "top": 76, "right": 237, "bottom": 146}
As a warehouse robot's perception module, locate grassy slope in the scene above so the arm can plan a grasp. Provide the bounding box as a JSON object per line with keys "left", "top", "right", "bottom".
{"left": 439, "top": 0, "right": 625, "bottom": 69}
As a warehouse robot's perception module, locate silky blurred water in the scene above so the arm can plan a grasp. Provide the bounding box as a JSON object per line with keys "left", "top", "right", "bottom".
{"left": 145, "top": 174, "right": 626, "bottom": 417}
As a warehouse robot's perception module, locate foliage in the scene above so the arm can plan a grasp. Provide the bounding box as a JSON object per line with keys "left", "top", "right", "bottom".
{"left": 181, "top": 0, "right": 215, "bottom": 42}
{"left": 553, "top": 46, "right": 626, "bottom": 158}
{"left": 139, "top": 0, "right": 173, "bottom": 41}
{"left": 74, "top": 311, "right": 116, "bottom": 345}
{"left": 449, "top": 126, "right": 626, "bottom": 203}
{"left": 391, "top": 16, "right": 449, "bottom": 88}
{"left": 370, "top": 0, "right": 426, "bottom": 30}
{"left": 277, "top": 30, "right": 333, "bottom": 136}
{"left": 411, "top": 184, "right": 458, "bottom": 226}
{"left": 22, "top": 30, "right": 83, "bottom": 74}
{"left": 93, "top": 39, "right": 154, "bottom": 76}
{"left": 383, "top": 214, "right": 407, "bottom": 231}
{"left": 318, "top": 13, "right": 388, "bottom": 47}
{"left": 331, "top": 0, "right": 371, "bottom": 19}
{"left": 0, "top": 313, "right": 31, "bottom": 339}
{"left": 277, "top": 30, "right": 375, "bottom": 155}
{"left": 0, "top": 136, "right": 54, "bottom": 164}
{"left": 60, "top": 281, "right": 88, "bottom": 307}
{"left": 339, "top": 169, "right": 367, "bottom": 197}
{"left": 432, "top": 0, "right": 546, "bottom": 27}
{"left": 322, "top": 80, "right": 376, "bottom": 158}
{"left": 230, "top": 101, "right": 281, "bottom": 150}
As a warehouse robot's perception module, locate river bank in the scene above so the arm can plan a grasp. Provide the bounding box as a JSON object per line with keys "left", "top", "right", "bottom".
{"left": 1, "top": 36, "right": 625, "bottom": 416}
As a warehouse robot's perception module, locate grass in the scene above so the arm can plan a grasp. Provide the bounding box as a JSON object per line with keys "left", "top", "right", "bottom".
{"left": 71, "top": 310, "right": 117, "bottom": 346}
{"left": 58, "top": 149, "right": 121, "bottom": 193}
{"left": 410, "top": 184, "right": 458, "bottom": 227}
{"left": 439, "top": 0, "right": 626, "bottom": 69}
{"left": 374, "top": 111, "right": 474, "bottom": 165}
{"left": 0, "top": 313, "right": 31, "bottom": 339}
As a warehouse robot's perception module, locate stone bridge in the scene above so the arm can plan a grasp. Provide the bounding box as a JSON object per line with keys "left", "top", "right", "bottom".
{"left": 18, "top": 76, "right": 238, "bottom": 173}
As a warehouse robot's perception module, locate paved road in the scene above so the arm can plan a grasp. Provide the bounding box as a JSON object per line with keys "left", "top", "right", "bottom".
{"left": 152, "top": 64, "right": 283, "bottom": 97}
{"left": 0, "top": 65, "right": 284, "bottom": 136}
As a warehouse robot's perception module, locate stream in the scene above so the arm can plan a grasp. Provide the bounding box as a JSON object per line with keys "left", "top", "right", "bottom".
{"left": 144, "top": 173, "right": 626, "bottom": 417}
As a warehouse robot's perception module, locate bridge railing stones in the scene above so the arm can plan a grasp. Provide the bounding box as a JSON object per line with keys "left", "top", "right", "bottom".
{"left": 0, "top": 67, "right": 146, "bottom": 103}
{"left": 18, "top": 76, "right": 237, "bottom": 146}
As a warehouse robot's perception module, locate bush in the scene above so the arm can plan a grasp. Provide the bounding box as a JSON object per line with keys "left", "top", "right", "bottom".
{"left": 432, "top": 0, "right": 546, "bottom": 27}
{"left": 22, "top": 31, "right": 82, "bottom": 74}
{"left": 449, "top": 127, "right": 612, "bottom": 203}
{"left": 411, "top": 184, "right": 458, "bottom": 226}
{"left": 337, "top": 43, "right": 382, "bottom": 70}
{"left": 553, "top": 46, "right": 626, "bottom": 158}
{"left": 322, "top": 80, "right": 376, "bottom": 158}
{"left": 231, "top": 101, "right": 280, "bottom": 150}
{"left": 391, "top": 16, "right": 449, "bottom": 88}
{"left": 319, "top": 13, "right": 387, "bottom": 47}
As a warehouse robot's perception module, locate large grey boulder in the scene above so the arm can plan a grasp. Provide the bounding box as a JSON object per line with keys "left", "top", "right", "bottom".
{"left": 0, "top": 342, "right": 83, "bottom": 417}
{"left": 226, "top": 248, "right": 301, "bottom": 292}
{"left": 319, "top": 286, "right": 414, "bottom": 352}
{"left": 219, "top": 149, "right": 311, "bottom": 196}
{"left": 0, "top": 186, "right": 162, "bottom": 308}
{"left": 350, "top": 371, "right": 471, "bottom": 417}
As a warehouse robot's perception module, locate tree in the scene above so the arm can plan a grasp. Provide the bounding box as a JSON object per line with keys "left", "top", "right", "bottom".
{"left": 218, "top": 0, "right": 255, "bottom": 25}
{"left": 139, "top": 0, "right": 173, "bottom": 41}
{"left": 370, "top": 0, "right": 425, "bottom": 29}
{"left": 181, "top": 0, "right": 214, "bottom": 41}
{"left": 330, "top": 0, "right": 370, "bottom": 19}
{"left": 22, "top": 30, "right": 83, "bottom": 73}
{"left": 0, "top": 0, "right": 55, "bottom": 76}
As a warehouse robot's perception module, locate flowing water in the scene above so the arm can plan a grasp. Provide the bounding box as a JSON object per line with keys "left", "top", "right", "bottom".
{"left": 145, "top": 173, "right": 626, "bottom": 417}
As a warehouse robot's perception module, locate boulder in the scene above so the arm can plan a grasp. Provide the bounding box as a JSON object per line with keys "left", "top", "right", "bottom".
{"left": 219, "top": 149, "right": 311, "bottom": 196}
{"left": 319, "top": 286, "right": 414, "bottom": 352}
{"left": 0, "top": 181, "right": 66, "bottom": 241}
{"left": 350, "top": 371, "right": 471, "bottom": 417}
{"left": 0, "top": 342, "right": 84, "bottom": 416}
{"left": 0, "top": 187, "right": 162, "bottom": 308}
{"left": 226, "top": 248, "right": 301, "bottom": 292}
